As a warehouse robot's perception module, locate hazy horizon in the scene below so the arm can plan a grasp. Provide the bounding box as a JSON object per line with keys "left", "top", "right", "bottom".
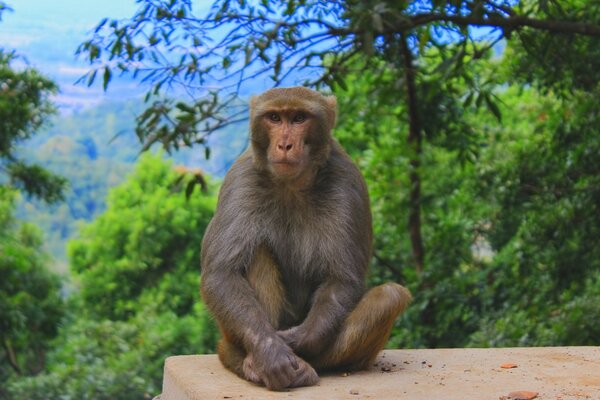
{"left": 0, "top": 0, "right": 142, "bottom": 112}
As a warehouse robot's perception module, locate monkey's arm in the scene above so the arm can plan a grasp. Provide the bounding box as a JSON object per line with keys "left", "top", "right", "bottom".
{"left": 200, "top": 215, "right": 286, "bottom": 352}
{"left": 201, "top": 209, "right": 306, "bottom": 390}
{"left": 200, "top": 162, "right": 280, "bottom": 351}
{"left": 202, "top": 268, "right": 276, "bottom": 345}
{"left": 202, "top": 268, "right": 305, "bottom": 389}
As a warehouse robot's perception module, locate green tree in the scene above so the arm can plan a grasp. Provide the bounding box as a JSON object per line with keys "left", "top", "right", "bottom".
{"left": 0, "top": 51, "right": 66, "bottom": 203}
{"left": 468, "top": 87, "right": 600, "bottom": 347}
{"left": 332, "top": 54, "right": 493, "bottom": 347}
{"left": 68, "top": 152, "right": 216, "bottom": 320}
{"left": 8, "top": 153, "right": 219, "bottom": 399}
{"left": 334, "top": 51, "right": 600, "bottom": 348}
{"left": 0, "top": 188, "right": 64, "bottom": 398}
{"left": 79, "top": 0, "right": 600, "bottom": 273}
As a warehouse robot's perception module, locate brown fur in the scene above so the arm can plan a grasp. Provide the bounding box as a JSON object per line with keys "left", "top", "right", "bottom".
{"left": 201, "top": 87, "right": 411, "bottom": 391}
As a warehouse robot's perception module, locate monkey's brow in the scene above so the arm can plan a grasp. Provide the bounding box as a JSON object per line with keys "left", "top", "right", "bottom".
{"left": 263, "top": 108, "right": 311, "bottom": 114}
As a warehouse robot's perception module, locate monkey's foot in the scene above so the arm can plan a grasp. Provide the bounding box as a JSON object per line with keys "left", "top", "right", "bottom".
{"left": 241, "top": 355, "right": 262, "bottom": 384}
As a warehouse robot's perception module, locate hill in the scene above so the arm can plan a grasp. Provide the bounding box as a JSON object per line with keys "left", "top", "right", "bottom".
{"left": 16, "top": 98, "right": 247, "bottom": 272}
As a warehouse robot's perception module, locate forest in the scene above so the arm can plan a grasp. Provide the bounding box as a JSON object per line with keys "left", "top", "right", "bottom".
{"left": 1, "top": 1, "right": 599, "bottom": 399}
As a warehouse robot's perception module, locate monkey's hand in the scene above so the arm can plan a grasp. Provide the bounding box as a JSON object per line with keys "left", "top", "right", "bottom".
{"left": 277, "top": 326, "right": 327, "bottom": 358}
{"left": 245, "top": 339, "right": 318, "bottom": 391}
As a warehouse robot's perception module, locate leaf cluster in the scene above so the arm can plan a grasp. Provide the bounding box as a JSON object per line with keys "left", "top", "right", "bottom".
{"left": 0, "top": 188, "right": 64, "bottom": 391}
{"left": 0, "top": 51, "right": 66, "bottom": 203}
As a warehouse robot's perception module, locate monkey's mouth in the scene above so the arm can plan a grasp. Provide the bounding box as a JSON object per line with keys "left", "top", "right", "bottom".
{"left": 270, "top": 160, "right": 302, "bottom": 176}
{"left": 272, "top": 160, "right": 299, "bottom": 166}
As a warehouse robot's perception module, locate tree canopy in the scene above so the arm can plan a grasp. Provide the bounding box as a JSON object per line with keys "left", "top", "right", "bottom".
{"left": 0, "top": 51, "right": 66, "bottom": 203}
{"left": 7, "top": 153, "right": 219, "bottom": 399}
{"left": 79, "top": 0, "right": 600, "bottom": 150}
{"left": 79, "top": 0, "right": 600, "bottom": 270}
{"left": 0, "top": 188, "right": 64, "bottom": 398}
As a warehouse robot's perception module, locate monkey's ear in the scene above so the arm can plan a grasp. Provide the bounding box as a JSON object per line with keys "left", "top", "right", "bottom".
{"left": 325, "top": 95, "right": 337, "bottom": 130}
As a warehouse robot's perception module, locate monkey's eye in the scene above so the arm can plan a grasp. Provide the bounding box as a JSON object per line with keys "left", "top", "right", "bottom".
{"left": 292, "top": 113, "right": 306, "bottom": 124}
{"left": 268, "top": 113, "right": 281, "bottom": 122}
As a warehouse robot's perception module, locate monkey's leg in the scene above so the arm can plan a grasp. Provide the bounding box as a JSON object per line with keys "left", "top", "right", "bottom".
{"left": 245, "top": 245, "right": 287, "bottom": 328}
{"left": 312, "top": 283, "right": 412, "bottom": 371}
{"left": 217, "top": 336, "right": 249, "bottom": 380}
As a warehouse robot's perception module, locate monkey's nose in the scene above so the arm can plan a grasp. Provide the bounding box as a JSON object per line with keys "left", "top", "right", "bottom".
{"left": 278, "top": 142, "right": 293, "bottom": 152}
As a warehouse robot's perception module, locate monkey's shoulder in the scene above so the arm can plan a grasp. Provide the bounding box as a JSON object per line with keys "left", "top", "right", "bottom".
{"left": 324, "top": 142, "right": 365, "bottom": 182}
{"left": 217, "top": 150, "right": 257, "bottom": 198}
{"left": 314, "top": 143, "right": 369, "bottom": 200}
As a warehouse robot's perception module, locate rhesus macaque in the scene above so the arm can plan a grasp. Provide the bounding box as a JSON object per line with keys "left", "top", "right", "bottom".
{"left": 201, "top": 87, "right": 411, "bottom": 391}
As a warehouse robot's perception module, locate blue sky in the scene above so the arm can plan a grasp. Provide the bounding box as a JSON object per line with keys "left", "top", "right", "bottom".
{"left": 0, "top": 0, "right": 140, "bottom": 111}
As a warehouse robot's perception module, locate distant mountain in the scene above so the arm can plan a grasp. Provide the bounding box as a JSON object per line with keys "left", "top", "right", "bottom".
{"left": 17, "top": 97, "right": 248, "bottom": 272}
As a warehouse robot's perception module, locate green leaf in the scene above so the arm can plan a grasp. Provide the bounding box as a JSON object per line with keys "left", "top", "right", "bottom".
{"left": 103, "top": 67, "right": 112, "bottom": 91}
{"left": 334, "top": 74, "right": 348, "bottom": 91}
{"left": 87, "top": 69, "right": 98, "bottom": 87}
{"left": 222, "top": 56, "right": 231, "bottom": 69}
{"left": 484, "top": 94, "right": 502, "bottom": 122}
{"left": 463, "top": 91, "right": 474, "bottom": 108}
{"left": 185, "top": 180, "right": 195, "bottom": 199}
{"left": 274, "top": 53, "right": 282, "bottom": 77}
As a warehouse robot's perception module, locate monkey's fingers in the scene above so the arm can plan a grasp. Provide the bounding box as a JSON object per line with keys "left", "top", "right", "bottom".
{"left": 289, "top": 357, "right": 319, "bottom": 388}
{"left": 261, "top": 354, "right": 300, "bottom": 390}
{"left": 288, "top": 354, "right": 299, "bottom": 370}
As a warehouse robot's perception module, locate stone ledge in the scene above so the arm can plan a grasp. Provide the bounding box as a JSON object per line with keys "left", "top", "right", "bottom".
{"left": 159, "top": 347, "right": 600, "bottom": 400}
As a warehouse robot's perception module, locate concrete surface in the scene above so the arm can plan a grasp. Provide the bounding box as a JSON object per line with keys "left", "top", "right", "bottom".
{"left": 159, "top": 347, "right": 600, "bottom": 400}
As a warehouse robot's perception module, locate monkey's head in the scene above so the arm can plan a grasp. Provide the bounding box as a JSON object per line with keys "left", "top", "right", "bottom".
{"left": 250, "top": 87, "right": 337, "bottom": 181}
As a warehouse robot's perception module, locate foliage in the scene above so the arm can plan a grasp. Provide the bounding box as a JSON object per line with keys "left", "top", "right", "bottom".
{"left": 76, "top": 0, "right": 600, "bottom": 154}
{"left": 7, "top": 153, "right": 219, "bottom": 399}
{"left": 0, "top": 188, "right": 64, "bottom": 398}
{"left": 468, "top": 87, "right": 600, "bottom": 347}
{"left": 0, "top": 50, "right": 66, "bottom": 203}
{"left": 334, "top": 54, "right": 487, "bottom": 347}
{"left": 8, "top": 304, "right": 216, "bottom": 400}
{"left": 77, "top": 0, "right": 600, "bottom": 273}
{"left": 335, "top": 51, "right": 600, "bottom": 348}
{"left": 68, "top": 152, "right": 217, "bottom": 320}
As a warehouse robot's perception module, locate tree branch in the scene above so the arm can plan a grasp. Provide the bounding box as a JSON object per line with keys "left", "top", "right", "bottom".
{"left": 328, "top": 12, "right": 600, "bottom": 38}
{"left": 400, "top": 33, "right": 425, "bottom": 274}
{"left": 409, "top": 13, "right": 600, "bottom": 37}
{"left": 373, "top": 252, "right": 404, "bottom": 281}
{"left": 2, "top": 339, "right": 22, "bottom": 375}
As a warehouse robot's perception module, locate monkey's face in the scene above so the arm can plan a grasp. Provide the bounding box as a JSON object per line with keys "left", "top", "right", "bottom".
{"left": 260, "top": 109, "right": 315, "bottom": 178}
{"left": 250, "top": 87, "right": 336, "bottom": 181}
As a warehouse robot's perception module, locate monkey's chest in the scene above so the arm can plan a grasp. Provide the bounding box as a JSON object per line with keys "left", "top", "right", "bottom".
{"left": 264, "top": 198, "right": 342, "bottom": 262}
{"left": 266, "top": 218, "right": 331, "bottom": 277}
{"left": 264, "top": 221, "right": 329, "bottom": 321}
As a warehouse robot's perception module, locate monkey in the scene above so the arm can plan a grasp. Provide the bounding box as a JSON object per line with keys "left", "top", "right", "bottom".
{"left": 200, "top": 87, "right": 412, "bottom": 391}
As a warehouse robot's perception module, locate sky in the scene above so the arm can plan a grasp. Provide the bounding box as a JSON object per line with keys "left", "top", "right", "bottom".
{"left": 0, "top": 0, "right": 141, "bottom": 112}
